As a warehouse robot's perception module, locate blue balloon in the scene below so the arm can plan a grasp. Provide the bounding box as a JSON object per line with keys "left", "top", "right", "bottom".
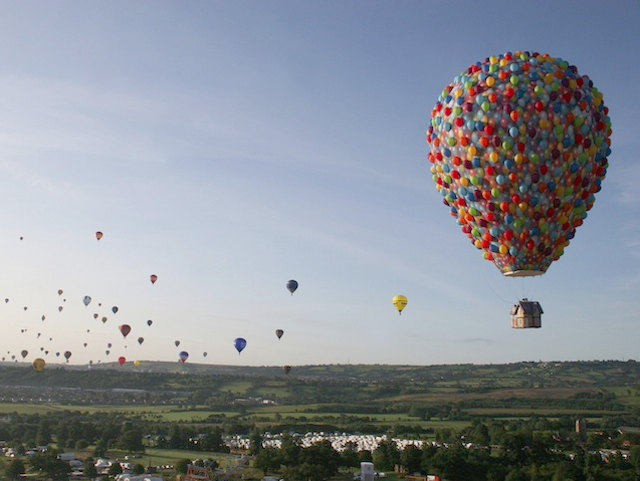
{"left": 234, "top": 337, "right": 247, "bottom": 354}
{"left": 286, "top": 279, "right": 298, "bottom": 295}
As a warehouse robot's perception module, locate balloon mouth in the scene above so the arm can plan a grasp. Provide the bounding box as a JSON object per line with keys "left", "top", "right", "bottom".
{"left": 503, "top": 270, "right": 545, "bottom": 277}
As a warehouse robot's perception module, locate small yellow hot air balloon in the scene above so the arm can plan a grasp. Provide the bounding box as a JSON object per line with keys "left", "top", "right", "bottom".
{"left": 392, "top": 295, "right": 408, "bottom": 315}
{"left": 32, "top": 358, "right": 45, "bottom": 372}
{"left": 133, "top": 360, "right": 140, "bottom": 366}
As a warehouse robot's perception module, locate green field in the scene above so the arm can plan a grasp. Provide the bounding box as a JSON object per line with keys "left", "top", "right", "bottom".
{"left": 0, "top": 402, "right": 239, "bottom": 421}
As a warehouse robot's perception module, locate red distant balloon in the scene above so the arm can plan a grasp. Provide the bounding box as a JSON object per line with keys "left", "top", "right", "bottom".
{"left": 150, "top": 274, "right": 158, "bottom": 284}
{"left": 118, "top": 356, "right": 126, "bottom": 366}
{"left": 96, "top": 231, "right": 103, "bottom": 241}
{"left": 118, "top": 324, "right": 131, "bottom": 338}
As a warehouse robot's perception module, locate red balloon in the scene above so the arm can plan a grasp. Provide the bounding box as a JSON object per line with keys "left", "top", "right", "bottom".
{"left": 118, "top": 324, "right": 131, "bottom": 338}
{"left": 118, "top": 356, "right": 126, "bottom": 366}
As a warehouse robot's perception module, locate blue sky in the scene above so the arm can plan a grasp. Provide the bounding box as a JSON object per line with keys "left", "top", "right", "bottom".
{"left": 0, "top": 1, "right": 637, "bottom": 366}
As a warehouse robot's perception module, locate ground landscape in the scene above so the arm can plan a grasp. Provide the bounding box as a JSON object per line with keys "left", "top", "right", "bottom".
{"left": 0, "top": 360, "right": 638, "bottom": 480}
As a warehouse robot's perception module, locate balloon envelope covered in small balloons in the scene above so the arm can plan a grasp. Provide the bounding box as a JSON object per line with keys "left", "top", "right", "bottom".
{"left": 427, "top": 51, "right": 611, "bottom": 276}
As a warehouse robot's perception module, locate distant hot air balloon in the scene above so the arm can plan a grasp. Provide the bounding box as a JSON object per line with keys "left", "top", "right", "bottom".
{"left": 147, "top": 320, "right": 153, "bottom": 326}
{"left": 55, "top": 352, "right": 60, "bottom": 357}
{"left": 179, "top": 351, "right": 189, "bottom": 363}
{"left": 4, "top": 298, "right": 8, "bottom": 303}
{"left": 112, "top": 306, "right": 118, "bottom": 314}
{"left": 32, "top": 358, "right": 45, "bottom": 372}
{"left": 283, "top": 365, "right": 292, "bottom": 375}
{"left": 64, "top": 351, "right": 72, "bottom": 362}
{"left": 275, "top": 329, "right": 284, "bottom": 340}
{"left": 83, "top": 343, "right": 87, "bottom": 348}
{"left": 93, "top": 313, "right": 98, "bottom": 319}
{"left": 41, "top": 315, "right": 45, "bottom": 321}
{"left": 83, "top": 296, "right": 92, "bottom": 307}
{"left": 133, "top": 360, "right": 140, "bottom": 366}
{"left": 174, "top": 340, "right": 180, "bottom": 347}
{"left": 234, "top": 337, "right": 247, "bottom": 354}
{"left": 118, "top": 356, "right": 126, "bottom": 366}
{"left": 21, "top": 350, "right": 28, "bottom": 359}
{"left": 119, "top": 324, "right": 131, "bottom": 338}
{"left": 23, "top": 306, "right": 27, "bottom": 311}
{"left": 286, "top": 279, "right": 298, "bottom": 295}
{"left": 58, "top": 306, "right": 63, "bottom": 312}
{"left": 105, "top": 350, "right": 110, "bottom": 356}
{"left": 203, "top": 352, "right": 208, "bottom": 357}
{"left": 101, "top": 317, "right": 107, "bottom": 323}
{"left": 150, "top": 274, "right": 158, "bottom": 284}
{"left": 392, "top": 295, "right": 408, "bottom": 315}
{"left": 96, "top": 231, "right": 103, "bottom": 241}
{"left": 107, "top": 343, "right": 112, "bottom": 348}
{"left": 137, "top": 337, "right": 144, "bottom": 345}
{"left": 57, "top": 289, "right": 63, "bottom": 296}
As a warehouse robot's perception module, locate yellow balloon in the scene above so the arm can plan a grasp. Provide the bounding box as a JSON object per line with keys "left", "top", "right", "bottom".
{"left": 392, "top": 295, "right": 408, "bottom": 315}
{"left": 133, "top": 360, "right": 140, "bottom": 366}
{"left": 32, "top": 358, "right": 45, "bottom": 372}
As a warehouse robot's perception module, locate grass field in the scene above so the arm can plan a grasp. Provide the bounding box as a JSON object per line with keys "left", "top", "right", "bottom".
{"left": 0, "top": 402, "right": 239, "bottom": 421}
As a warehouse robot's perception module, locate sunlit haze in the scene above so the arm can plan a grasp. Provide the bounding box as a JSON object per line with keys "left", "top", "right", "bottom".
{"left": 0, "top": 1, "right": 637, "bottom": 366}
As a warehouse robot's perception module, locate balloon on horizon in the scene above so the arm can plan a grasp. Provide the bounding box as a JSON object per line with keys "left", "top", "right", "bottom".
{"left": 32, "top": 358, "right": 45, "bottom": 372}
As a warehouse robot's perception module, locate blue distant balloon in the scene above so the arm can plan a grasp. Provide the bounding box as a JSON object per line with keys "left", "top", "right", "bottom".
{"left": 234, "top": 337, "right": 247, "bottom": 354}
{"left": 179, "top": 351, "right": 189, "bottom": 363}
{"left": 286, "top": 279, "right": 298, "bottom": 295}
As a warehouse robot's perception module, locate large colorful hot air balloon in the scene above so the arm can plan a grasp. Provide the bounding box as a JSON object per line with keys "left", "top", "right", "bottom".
{"left": 392, "top": 295, "right": 408, "bottom": 315}
{"left": 150, "top": 274, "right": 158, "bottom": 284}
{"left": 286, "top": 279, "right": 298, "bottom": 295}
{"left": 32, "top": 358, "right": 45, "bottom": 372}
{"left": 119, "top": 324, "right": 131, "bottom": 338}
{"left": 179, "top": 351, "right": 189, "bottom": 363}
{"left": 427, "top": 51, "right": 611, "bottom": 277}
{"left": 427, "top": 51, "right": 611, "bottom": 328}
{"left": 234, "top": 337, "right": 247, "bottom": 354}
{"left": 275, "top": 329, "right": 284, "bottom": 340}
